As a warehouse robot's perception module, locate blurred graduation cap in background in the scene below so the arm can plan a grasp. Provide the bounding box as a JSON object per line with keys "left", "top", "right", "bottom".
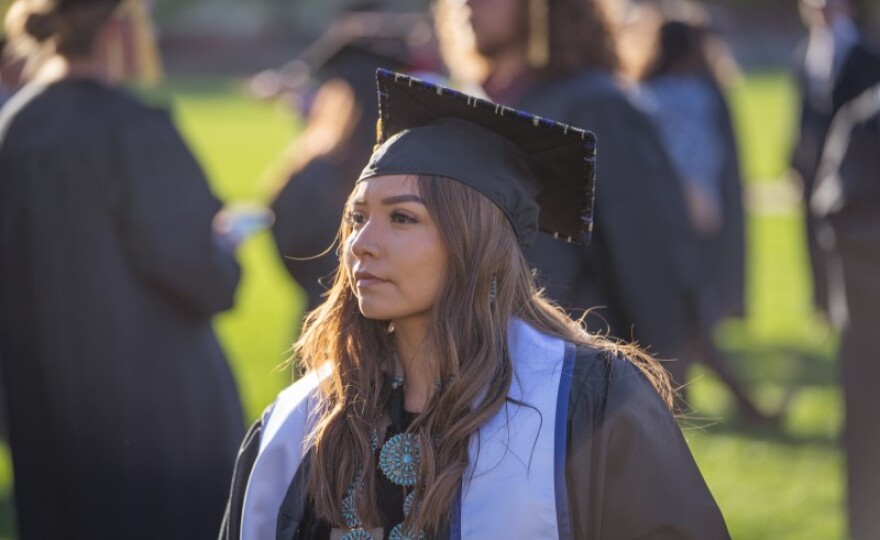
{"left": 247, "top": 7, "right": 437, "bottom": 112}
{"left": 265, "top": 9, "right": 440, "bottom": 311}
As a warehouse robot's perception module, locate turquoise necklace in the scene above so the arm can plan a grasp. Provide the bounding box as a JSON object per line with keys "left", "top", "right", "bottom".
{"left": 341, "top": 375, "right": 426, "bottom": 540}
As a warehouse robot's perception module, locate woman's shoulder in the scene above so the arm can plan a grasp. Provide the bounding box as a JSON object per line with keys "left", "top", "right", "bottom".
{"left": 259, "top": 368, "right": 330, "bottom": 438}
{"left": 570, "top": 341, "right": 638, "bottom": 381}
{"left": 568, "top": 341, "right": 673, "bottom": 416}
{"left": 222, "top": 371, "right": 329, "bottom": 540}
{"left": 267, "top": 369, "right": 326, "bottom": 413}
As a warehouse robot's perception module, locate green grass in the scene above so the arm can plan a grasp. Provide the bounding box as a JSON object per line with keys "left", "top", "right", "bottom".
{"left": 729, "top": 71, "right": 799, "bottom": 183}
{"left": 0, "top": 72, "right": 845, "bottom": 538}
{"left": 684, "top": 72, "right": 844, "bottom": 539}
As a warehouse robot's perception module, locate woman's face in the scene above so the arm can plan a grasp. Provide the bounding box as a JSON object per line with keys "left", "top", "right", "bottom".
{"left": 343, "top": 175, "right": 449, "bottom": 326}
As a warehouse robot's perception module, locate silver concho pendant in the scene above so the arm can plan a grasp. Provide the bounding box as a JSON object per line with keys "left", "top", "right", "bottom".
{"left": 379, "top": 433, "right": 420, "bottom": 486}
{"left": 341, "top": 528, "right": 374, "bottom": 540}
{"left": 389, "top": 523, "right": 425, "bottom": 540}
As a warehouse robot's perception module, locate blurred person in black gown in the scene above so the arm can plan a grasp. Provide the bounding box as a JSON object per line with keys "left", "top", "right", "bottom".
{"left": 812, "top": 83, "right": 880, "bottom": 540}
{"left": 264, "top": 9, "right": 439, "bottom": 317}
{"left": 436, "top": 0, "right": 698, "bottom": 365}
{"left": 637, "top": 10, "right": 770, "bottom": 422}
{"left": 792, "top": 0, "right": 880, "bottom": 316}
{"left": 640, "top": 12, "right": 745, "bottom": 330}
{"left": 0, "top": 0, "right": 247, "bottom": 537}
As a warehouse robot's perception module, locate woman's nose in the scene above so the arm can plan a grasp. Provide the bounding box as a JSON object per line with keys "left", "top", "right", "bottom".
{"left": 349, "top": 220, "right": 380, "bottom": 259}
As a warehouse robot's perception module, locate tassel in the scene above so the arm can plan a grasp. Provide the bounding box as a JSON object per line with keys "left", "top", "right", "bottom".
{"left": 105, "top": 25, "right": 125, "bottom": 82}
{"left": 527, "top": 0, "right": 549, "bottom": 68}
{"left": 126, "top": 0, "right": 163, "bottom": 85}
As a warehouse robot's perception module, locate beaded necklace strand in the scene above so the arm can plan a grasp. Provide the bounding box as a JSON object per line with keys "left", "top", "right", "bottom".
{"left": 340, "top": 375, "right": 425, "bottom": 540}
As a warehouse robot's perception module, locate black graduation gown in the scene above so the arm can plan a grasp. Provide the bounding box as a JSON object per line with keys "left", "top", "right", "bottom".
{"left": 0, "top": 79, "right": 245, "bottom": 539}
{"left": 793, "top": 40, "right": 880, "bottom": 203}
{"left": 220, "top": 345, "right": 729, "bottom": 539}
{"left": 811, "top": 84, "right": 880, "bottom": 540}
{"left": 513, "top": 72, "right": 699, "bottom": 360}
{"left": 705, "top": 85, "right": 746, "bottom": 324}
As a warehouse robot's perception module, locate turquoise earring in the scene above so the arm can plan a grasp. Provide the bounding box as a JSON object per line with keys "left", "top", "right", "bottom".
{"left": 489, "top": 275, "right": 497, "bottom": 304}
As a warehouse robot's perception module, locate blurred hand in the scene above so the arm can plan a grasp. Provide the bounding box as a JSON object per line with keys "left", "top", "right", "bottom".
{"left": 213, "top": 203, "right": 275, "bottom": 251}
{"left": 685, "top": 184, "right": 722, "bottom": 235}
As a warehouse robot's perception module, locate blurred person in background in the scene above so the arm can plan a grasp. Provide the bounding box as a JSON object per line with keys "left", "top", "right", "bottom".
{"left": 637, "top": 9, "right": 769, "bottom": 423}
{"left": 812, "top": 83, "right": 880, "bottom": 540}
{"left": 263, "top": 7, "right": 440, "bottom": 319}
{"left": 792, "top": 0, "right": 880, "bottom": 318}
{"left": 0, "top": 0, "right": 248, "bottom": 537}
{"left": 0, "top": 32, "right": 20, "bottom": 453}
{"left": 436, "top": 0, "right": 698, "bottom": 373}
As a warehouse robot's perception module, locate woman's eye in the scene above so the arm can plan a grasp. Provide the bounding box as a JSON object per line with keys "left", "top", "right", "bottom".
{"left": 390, "top": 211, "right": 417, "bottom": 224}
{"left": 345, "top": 210, "right": 366, "bottom": 226}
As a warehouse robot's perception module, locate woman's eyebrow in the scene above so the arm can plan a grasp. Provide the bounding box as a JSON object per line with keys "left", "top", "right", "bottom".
{"left": 381, "top": 194, "right": 426, "bottom": 205}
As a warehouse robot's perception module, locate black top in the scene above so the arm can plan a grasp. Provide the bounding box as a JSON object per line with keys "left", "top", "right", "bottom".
{"left": 0, "top": 79, "right": 244, "bottom": 539}
{"left": 297, "top": 377, "right": 418, "bottom": 539}
{"left": 220, "top": 345, "right": 730, "bottom": 539}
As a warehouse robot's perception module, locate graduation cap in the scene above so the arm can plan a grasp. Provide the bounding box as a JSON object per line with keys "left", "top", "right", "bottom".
{"left": 247, "top": 11, "right": 426, "bottom": 109}
{"left": 358, "top": 68, "right": 596, "bottom": 246}
{"left": 298, "top": 12, "right": 423, "bottom": 78}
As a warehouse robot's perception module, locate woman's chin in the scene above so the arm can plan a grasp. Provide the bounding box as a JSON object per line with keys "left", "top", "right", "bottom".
{"left": 357, "top": 301, "right": 394, "bottom": 321}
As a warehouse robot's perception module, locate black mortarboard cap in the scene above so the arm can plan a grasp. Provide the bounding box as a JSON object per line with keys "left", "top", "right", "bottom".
{"left": 358, "top": 69, "right": 596, "bottom": 246}
{"left": 303, "top": 14, "right": 418, "bottom": 75}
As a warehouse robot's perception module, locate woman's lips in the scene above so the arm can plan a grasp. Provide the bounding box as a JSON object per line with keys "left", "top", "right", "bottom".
{"left": 354, "top": 271, "right": 386, "bottom": 288}
{"left": 356, "top": 277, "right": 385, "bottom": 288}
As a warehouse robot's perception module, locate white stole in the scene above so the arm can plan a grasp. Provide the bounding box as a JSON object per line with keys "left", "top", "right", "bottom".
{"left": 240, "top": 370, "right": 325, "bottom": 540}
{"left": 240, "top": 319, "right": 569, "bottom": 539}
{"left": 457, "top": 319, "right": 567, "bottom": 539}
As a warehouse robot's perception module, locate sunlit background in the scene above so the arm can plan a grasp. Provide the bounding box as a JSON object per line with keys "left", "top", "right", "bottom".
{"left": 2, "top": 0, "right": 877, "bottom": 537}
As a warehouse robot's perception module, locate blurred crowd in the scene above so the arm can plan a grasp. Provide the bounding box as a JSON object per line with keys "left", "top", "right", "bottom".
{"left": 1, "top": 0, "right": 879, "bottom": 538}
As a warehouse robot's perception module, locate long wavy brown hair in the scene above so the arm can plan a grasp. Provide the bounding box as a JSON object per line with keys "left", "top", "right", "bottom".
{"left": 296, "top": 174, "right": 672, "bottom": 535}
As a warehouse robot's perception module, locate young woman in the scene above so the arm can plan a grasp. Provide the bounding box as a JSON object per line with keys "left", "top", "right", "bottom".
{"left": 221, "top": 69, "right": 729, "bottom": 540}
